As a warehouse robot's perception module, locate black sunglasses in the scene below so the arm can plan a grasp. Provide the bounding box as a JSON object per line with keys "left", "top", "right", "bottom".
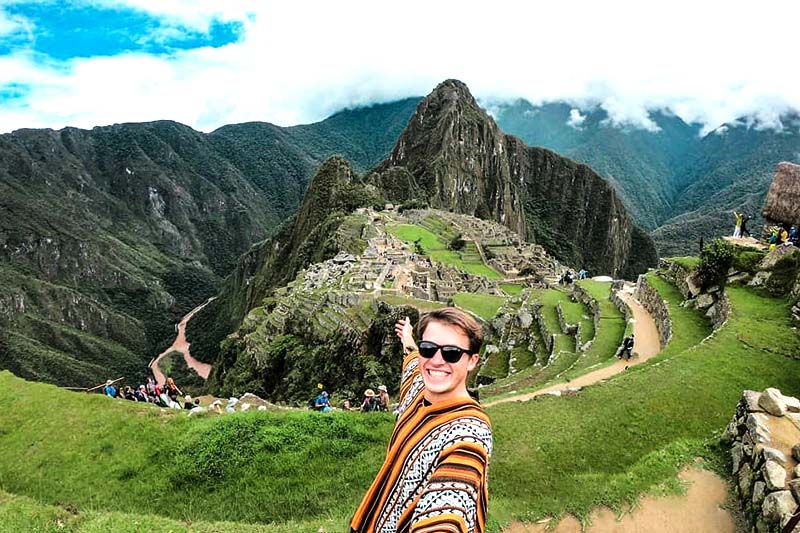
{"left": 418, "top": 341, "right": 471, "bottom": 363}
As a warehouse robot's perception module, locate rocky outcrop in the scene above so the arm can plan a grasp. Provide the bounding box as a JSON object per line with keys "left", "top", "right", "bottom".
{"left": 725, "top": 388, "right": 800, "bottom": 532}
{"left": 634, "top": 276, "right": 672, "bottom": 349}
{"left": 371, "top": 80, "right": 657, "bottom": 278}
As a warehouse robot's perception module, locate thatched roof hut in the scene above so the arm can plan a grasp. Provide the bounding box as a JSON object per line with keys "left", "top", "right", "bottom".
{"left": 762, "top": 162, "right": 800, "bottom": 226}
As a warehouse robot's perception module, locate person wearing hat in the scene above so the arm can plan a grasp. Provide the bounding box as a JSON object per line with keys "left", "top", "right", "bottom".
{"left": 103, "top": 380, "right": 117, "bottom": 398}
{"left": 351, "top": 308, "right": 492, "bottom": 533}
{"left": 361, "top": 389, "right": 379, "bottom": 412}
{"left": 315, "top": 390, "right": 332, "bottom": 412}
{"left": 377, "top": 385, "right": 390, "bottom": 412}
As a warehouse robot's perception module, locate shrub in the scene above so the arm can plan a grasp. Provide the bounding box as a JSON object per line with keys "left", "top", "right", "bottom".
{"left": 448, "top": 233, "right": 466, "bottom": 251}
{"left": 731, "top": 249, "right": 766, "bottom": 273}
{"left": 694, "top": 239, "right": 735, "bottom": 290}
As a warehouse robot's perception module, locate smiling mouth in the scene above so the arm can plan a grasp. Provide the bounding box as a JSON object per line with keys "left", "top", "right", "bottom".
{"left": 426, "top": 369, "right": 450, "bottom": 378}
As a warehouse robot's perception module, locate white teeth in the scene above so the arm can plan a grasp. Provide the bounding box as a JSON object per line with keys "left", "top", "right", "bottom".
{"left": 428, "top": 369, "right": 449, "bottom": 377}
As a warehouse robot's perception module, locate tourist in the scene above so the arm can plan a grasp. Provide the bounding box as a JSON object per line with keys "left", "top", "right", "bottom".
{"left": 769, "top": 227, "right": 779, "bottom": 251}
{"left": 166, "top": 376, "right": 182, "bottom": 396}
{"left": 781, "top": 226, "right": 790, "bottom": 245}
{"left": 360, "top": 389, "right": 379, "bottom": 412}
{"left": 377, "top": 385, "right": 390, "bottom": 412}
{"left": 135, "top": 385, "right": 148, "bottom": 402}
{"left": 104, "top": 380, "right": 117, "bottom": 398}
{"left": 145, "top": 377, "right": 156, "bottom": 397}
{"left": 740, "top": 214, "right": 751, "bottom": 238}
{"left": 623, "top": 334, "right": 635, "bottom": 360}
{"left": 578, "top": 269, "right": 588, "bottom": 280}
{"left": 183, "top": 395, "right": 194, "bottom": 410}
{"left": 350, "top": 309, "right": 492, "bottom": 533}
{"left": 315, "top": 391, "right": 332, "bottom": 412}
{"left": 226, "top": 397, "right": 238, "bottom": 413}
{"left": 790, "top": 226, "right": 798, "bottom": 245}
{"left": 732, "top": 211, "right": 743, "bottom": 238}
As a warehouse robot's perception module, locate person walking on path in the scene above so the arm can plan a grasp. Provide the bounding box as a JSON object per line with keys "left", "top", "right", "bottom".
{"left": 350, "top": 309, "right": 493, "bottom": 533}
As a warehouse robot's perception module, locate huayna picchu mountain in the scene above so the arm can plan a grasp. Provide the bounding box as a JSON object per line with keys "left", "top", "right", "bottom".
{"left": 188, "top": 80, "right": 656, "bottom": 396}
{"left": 370, "top": 80, "right": 657, "bottom": 278}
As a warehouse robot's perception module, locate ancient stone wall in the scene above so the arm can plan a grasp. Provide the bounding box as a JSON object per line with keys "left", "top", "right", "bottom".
{"left": 658, "top": 259, "right": 693, "bottom": 299}
{"left": 532, "top": 302, "right": 554, "bottom": 356}
{"left": 634, "top": 275, "right": 672, "bottom": 349}
{"left": 724, "top": 388, "right": 800, "bottom": 532}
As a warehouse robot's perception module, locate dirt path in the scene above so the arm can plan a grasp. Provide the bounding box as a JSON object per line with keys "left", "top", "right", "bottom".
{"left": 505, "top": 467, "right": 734, "bottom": 533}
{"left": 150, "top": 297, "right": 216, "bottom": 386}
{"left": 485, "top": 290, "right": 660, "bottom": 408}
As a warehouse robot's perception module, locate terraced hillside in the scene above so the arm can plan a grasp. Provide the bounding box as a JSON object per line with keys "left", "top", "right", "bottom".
{"left": 2, "top": 258, "right": 800, "bottom": 531}
{"left": 209, "top": 207, "right": 558, "bottom": 403}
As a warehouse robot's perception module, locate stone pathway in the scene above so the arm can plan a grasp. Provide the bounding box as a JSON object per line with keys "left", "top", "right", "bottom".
{"left": 150, "top": 297, "right": 215, "bottom": 386}
{"left": 484, "top": 290, "right": 660, "bottom": 408}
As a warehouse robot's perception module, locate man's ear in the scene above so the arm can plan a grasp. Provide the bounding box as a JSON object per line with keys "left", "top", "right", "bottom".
{"left": 466, "top": 353, "right": 480, "bottom": 372}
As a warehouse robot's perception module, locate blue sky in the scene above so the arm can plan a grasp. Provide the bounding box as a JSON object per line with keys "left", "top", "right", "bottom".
{"left": 1, "top": 0, "right": 799, "bottom": 134}
{"left": 0, "top": 2, "right": 244, "bottom": 60}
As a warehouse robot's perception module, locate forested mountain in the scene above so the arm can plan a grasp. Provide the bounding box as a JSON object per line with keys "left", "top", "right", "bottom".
{"left": 0, "top": 101, "right": 417, "bottom": 387}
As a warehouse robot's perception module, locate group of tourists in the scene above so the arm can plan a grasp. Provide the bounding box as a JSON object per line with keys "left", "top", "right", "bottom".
{"left": 311, "top": 385, "right": 391, "bottom": 413}
{"left": 767, "top": 224, "right": 798, "bottom": 251}
{"left": 103, "top": 375, "right": 197, "bottom": 410}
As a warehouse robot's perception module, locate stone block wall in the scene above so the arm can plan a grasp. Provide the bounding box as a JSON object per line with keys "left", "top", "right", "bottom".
{"left": 635, "top": 275, "right": 672, "bottom": 349}
{"left": 532, "top": 302, "right": 554, "bottom": 356}
{"left": 658, "top": 259, "right": 693, "bottom": 299}
{"left": 724, "top": 388, "right": 800, "bottom": 532}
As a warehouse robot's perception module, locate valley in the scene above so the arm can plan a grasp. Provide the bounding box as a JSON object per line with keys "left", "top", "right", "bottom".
{"left": 1, "top": 79, "right": 800, "bottom": 533}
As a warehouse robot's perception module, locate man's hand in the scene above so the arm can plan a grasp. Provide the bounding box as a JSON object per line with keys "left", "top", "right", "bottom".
{"left": 395, "top": 316, "right": 417, "bottom": 354}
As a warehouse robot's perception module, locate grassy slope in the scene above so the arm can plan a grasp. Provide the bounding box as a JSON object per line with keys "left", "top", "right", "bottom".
{"left": 452, "top": 292, "right": 507, "bottom": 321}
{"left": 3, "top": 277, "right": 800, "bottom": 531}
{"left": 486, "top": 278, "right": 800, "bottom": 526}
{"left": 386, "top": 224, "right": 502, "bottom": 279}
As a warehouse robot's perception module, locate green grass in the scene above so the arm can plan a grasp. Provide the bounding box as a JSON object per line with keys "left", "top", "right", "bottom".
{"left": 485, "top": 278, "right": 800, "bottom": 527}
{"left": 499, "top": 283, "right": 524, "bottom": 296}
{"left": 0, "top": 375, "right": 394, "bottom": 528}
{"left": 378, "top": 295, "right": 445, "bottom": 313}
{"left": 452, "top": 292, "right": 507, "bottom": 320}
{"left": 668, "top": 256, "right": 700, "bottom": 270}
{"left": 386, "top": 224, "right": 502, "bottom": 279}
{"left": 3, "top": 276, "right": 800, "bottom": 531}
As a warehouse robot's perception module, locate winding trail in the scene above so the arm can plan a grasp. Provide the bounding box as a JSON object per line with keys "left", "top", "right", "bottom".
{"left": 150, "top": 297, "right": 216, "bottom": 386}
{"left": 485, "top": 289, "right": 660, "bottom": 407}
{"left": 506, "top": 467, "right": 734, "bottom": 533}
{"left": 488, "top": 289, "right": 734, "bottom": 532}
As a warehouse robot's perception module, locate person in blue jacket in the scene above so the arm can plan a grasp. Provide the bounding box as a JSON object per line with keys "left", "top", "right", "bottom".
{"left": 104, "top": 380, "right": 117, "bottom": 398}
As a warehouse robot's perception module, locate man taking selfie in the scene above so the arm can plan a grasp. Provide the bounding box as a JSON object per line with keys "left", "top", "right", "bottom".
{"left": 350, "top": 308, "right": 493, "bottom": 533}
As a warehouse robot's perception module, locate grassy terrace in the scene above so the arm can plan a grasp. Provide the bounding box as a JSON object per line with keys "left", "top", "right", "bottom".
{"left": 453, "top": 292, "right": 507, "bottom": 321}
{"left": 3, "top": 275, "right": 800, "bottom": 531}
{"left": 378, "top": 294, "right": 445, "bottom": 313}
{"left": 559, "top": 280, "right": 627, "bottom": 379}
{"left": 499, "top": 283, "right": 524, "bottom": 296}
{"left": 386, "top": 223, "right": 502, "bottom": 279}
{"left": 486, "top": 276, "right": 800, "bottom": 527}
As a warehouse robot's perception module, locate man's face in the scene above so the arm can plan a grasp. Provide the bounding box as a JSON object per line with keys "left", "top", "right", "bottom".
{"left": 419, "top": 320, "right": 479, "bottom": 403}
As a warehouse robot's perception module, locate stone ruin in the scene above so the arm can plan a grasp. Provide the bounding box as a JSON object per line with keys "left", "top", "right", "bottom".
{"left": 724, "top": 387, "right": 800, "bottom": 532}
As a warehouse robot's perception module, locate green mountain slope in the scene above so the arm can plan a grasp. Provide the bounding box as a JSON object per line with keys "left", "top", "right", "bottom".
{"left": 0, "top": 102, "right": 417, "bottom": 388}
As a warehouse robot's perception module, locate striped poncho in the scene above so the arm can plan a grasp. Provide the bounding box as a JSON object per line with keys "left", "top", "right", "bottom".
{"left": 350, "top": 350, "right": 493, "bottom": 533}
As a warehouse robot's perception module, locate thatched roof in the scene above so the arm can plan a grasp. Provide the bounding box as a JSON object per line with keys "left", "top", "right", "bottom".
{"left": 762, "top": 162, "right": 800, "bottom": 225}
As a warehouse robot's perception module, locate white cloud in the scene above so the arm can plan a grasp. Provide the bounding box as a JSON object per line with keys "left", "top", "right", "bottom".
{"left": 2, "top": 0, "right": 800, "bottom": 134}
{"left": 567, "top": 109, "right": 586, "bottom": 129}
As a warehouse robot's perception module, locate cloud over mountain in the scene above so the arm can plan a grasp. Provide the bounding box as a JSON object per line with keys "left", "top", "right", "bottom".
{"left": 1, "top": 0, "right": 799, "bottom": 134}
